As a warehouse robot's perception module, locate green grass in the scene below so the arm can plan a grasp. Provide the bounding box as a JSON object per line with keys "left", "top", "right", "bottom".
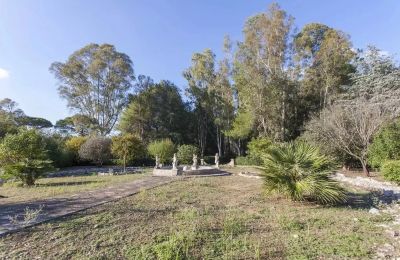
{"left": 0, "top": 172, "right": 398, "bottom": 259}
{"left": 0, "top": 170, "right": 150, "bottom": 204}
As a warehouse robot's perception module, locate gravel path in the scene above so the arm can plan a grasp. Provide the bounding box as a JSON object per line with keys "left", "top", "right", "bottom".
{"left": 0, "top": 176, "right": 173, "bottom": 236}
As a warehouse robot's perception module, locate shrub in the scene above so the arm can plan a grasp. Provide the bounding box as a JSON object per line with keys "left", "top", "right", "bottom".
{"left": 177, "top": 144, "right": 199, "bottom": 164}
{"left": 65, "top": 136, "right": 88, "bottom": 163}
{"left": 0, "top": 129, "right": 53, "bottom": 186}
{"left": 381, "top": 160, "right": 400, "bottom": 184}
{"left": 368, "top": 120, "right": 400, "bottom": 168}
{"left": 235, "top": 156, "right": 261, "bottom": 166}
{"left": 111, "top": 134, "right": 145, "bottom": 171}
{"left": 43, "top": 134, "right": 74, "bottom": 168}
{"left": 262, "top": 141, "right": 346, "bottom": 204}
{"left": 147, "top": 139, "right": 175, "bottom": 164}
{"left": 79, "top": 136, "right": 112, "bottom": 166}
{"left": 247, "top": 137, "right": 272, "bottom": 161}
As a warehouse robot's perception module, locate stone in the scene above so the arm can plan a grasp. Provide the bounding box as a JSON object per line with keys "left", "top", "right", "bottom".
{"left": 183, "top": 166, "right": 189, "bottom": 171}
{"left": 200, "top": 159, "right": 205, "bottom": 166}
{"left": 192, "top": 154, "right": 198, "bottom": 170}
{"left": 155, "top": 155, "right": 160, "bottom": 169}
{"left": 369, "top": 207, "right": 380, "bottom": 215}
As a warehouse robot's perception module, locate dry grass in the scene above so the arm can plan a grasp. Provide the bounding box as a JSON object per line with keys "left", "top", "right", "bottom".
{"left": 0, "top": 170, "right": 397, "bottom": 259}
{"left": 0, "top": 170, "right": 150, "bottom": 205}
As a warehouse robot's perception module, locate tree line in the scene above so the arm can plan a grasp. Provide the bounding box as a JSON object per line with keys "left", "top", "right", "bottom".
{"left": 1, "top": 3, "right": 400, "bottom": 182}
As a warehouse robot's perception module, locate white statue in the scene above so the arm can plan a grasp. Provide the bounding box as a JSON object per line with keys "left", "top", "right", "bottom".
{"left": 215, "top": 153, "right": 219, "bottom": 168}
{"left": 200, "top": 158, "right": 205, "bottom": 166}
{"left": 155, "top": 155, "right": 160, "bottom": 169}
{"left": 192, "top": 154, "right": 198, "bottom": 170}
{"left": 172, "top": 153, "right": 178, "bottom": 170}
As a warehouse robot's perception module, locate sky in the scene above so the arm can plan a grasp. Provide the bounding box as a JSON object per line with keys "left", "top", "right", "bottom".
{"left": 0, "top": 0, "right": 399, "bottom": 123}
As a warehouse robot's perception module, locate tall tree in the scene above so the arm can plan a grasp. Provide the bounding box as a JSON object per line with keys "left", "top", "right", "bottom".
{"left": 183, "top": 49, "right": 216, "bottom": 156}
{"left": 294, "top": 23, "right": 355, "bottom": 117}
{"left": 233, "top": 3, "right": 295, "bottom": 141}
{"left": 50, "top": 43, "right": 135, "bottom": 135}
{"left": 119, "top": 80, "right": 191, "bottom": 144}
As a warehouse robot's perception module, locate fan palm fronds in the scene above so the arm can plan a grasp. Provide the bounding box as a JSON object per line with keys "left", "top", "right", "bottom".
{"left": 262, "top": 141, "right": 346, "bottom": 204}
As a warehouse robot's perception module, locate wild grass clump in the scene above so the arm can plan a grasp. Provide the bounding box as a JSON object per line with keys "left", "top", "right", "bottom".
{"left": 262, "top": 141, "right": 347, "bottom": 204}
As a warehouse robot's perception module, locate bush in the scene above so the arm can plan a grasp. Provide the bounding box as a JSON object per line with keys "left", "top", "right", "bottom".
{"left": 111, "top": 134, "right": 146, "bottom": 171}
{"left": 147, "top": 139, "right": 175, "bottom": 164}
{"left": 247, "top": 137, "right": 272, "bottom": 160}
{"left": 381, "top": 160, "right": 400, "bottom": 184}
{"left": 43, "top": 134, "right": 74, "bottom": 168}
{"left": 235, "top": 156, "right": 261, "bottom": 166}
{"left": 65, "top": 136, "right": 88, "bottom": 164}
{"left": 177, "top": 144, "right": 199, "bottom": 164}
{"left": 262, "top": 141, "right": 346, "bottom": 204}
{"left": 0, "top": 129, "right": 53, "bottom": 186}
{"left": 369, "top": 120, "right": 400, "bottom": 168}
{"left": 79, "top": 136, "right": 112, "bottom": 166}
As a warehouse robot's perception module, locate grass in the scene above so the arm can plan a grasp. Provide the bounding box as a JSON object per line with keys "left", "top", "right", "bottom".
{"left": 0, "top": 170, "right": 150, "bottom": 204}
{"left": 0, "top": 169, "right": 398, "bottom": 259}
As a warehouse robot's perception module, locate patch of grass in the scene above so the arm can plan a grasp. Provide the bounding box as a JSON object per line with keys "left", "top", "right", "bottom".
{"left": 0, "top": 170, "right": 150, "bottom": 204}
{"left": 0, "top": 169, "right": 398, "bottom": 259}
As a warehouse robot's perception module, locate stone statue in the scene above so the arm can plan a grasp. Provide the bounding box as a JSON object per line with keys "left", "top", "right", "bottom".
{"left": 172, "top": 153, "right": 178, "bottom": 170}
{"left": 200, "top": 158, "right": 205, "bottom": 166}
{"left": 155, "top": 155, "right": 160, "bottom": 169}
{"left": 215, "top": 153, "right": 219, "bottom": 168}
{"left": 191, "top": 154, "right": 198, "bottom": 170}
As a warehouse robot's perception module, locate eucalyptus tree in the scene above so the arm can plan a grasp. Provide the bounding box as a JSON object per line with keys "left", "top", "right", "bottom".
{"left": 183, "top": 49, "right": 216, "bottom": 157}
{"left": 50, "top": 43, "right": 135, "bottom": 135}
{"left": 233, "top": 3, "right": 295, "bottom": 141}
{"left": 294, "top": 23, "right": 355, "bottom": 116}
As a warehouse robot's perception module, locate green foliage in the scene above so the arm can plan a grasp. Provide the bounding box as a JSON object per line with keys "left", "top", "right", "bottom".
{"left": 111, "top": 134, "right": 145, "bottom": 170}
{"left": 262, "top": 142, "right": 347, "bottom": 204}
{"left": 177, "top": 144, "right": 199, "bottom": 164}
{"left": 235, "top": 156, "right": 261, "bottom": 166}
{"left": 147, "top": 139, "right": 175, "bottom": 164}
{"left": 119, "top": 80, "right": 192, "bottom": 144}
{"left": 65, "top": 136, "right": 88, "bottom": 164}
{"left": 247, "top": 137, "right": 273, "bottom": 164}
{"left": 50, "top": 43, "right": 135, "bottom": 135}
{"left": 369, "top": 120, "right": 400, "bottom": 168}
{"left": 0, "top": 129, "right": 53, "bottom": 186}
{"left": 15, "top": 116, "right": 53, "bottom": 129}
{"left": 43, "top": 134, "right": 74, "bottom": 168}
{"left": 381, "top": 160, "right": 400, "bottom": 184}
{"left": 78, "top": 136, "right": 112, "bottom": 166}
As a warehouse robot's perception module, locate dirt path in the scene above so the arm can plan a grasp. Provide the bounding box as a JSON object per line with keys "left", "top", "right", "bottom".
{"left": 0, "top": 176, "right": 173, "bottom": 236}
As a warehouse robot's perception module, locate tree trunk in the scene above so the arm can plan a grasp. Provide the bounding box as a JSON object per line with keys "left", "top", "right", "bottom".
{"left": 360, "top": 159, "right": 370, "bottom": 177}
{"left": 26, "top": 173, "right": 35, "bottom": 186}
{"left": 123, "top": 155, "right": 126, "bottom": 173}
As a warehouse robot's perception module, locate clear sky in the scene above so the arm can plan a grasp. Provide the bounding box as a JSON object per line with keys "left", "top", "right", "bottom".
{"left": 0, "top": 0, "right": 399, "bottom": 123}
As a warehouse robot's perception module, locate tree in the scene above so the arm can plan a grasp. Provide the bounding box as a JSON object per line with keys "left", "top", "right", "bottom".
{"left": 79, "top": 136, "right": 112, "bottom": 166}
{"left": 119, "top": 80, "right": 191, "bottom": 144}
{"left": 0, "top": 129, "right": 53, "bottom": 186}
{"left": 15, "top": 116, "right": 53, "bottom": 129}
{"left": 368, "top": 120, "right": 400, "bottom": 168}
{"left": 233, "top": 3, "right": 295, "bottom": 140}
{"left": 304, "top": 46, "right": 400, "bottom": 176}
{"left": 147, "top": 139, "right": 175, "bottom": 164}
{"left": 294, "top": 23, "right": 355, "bottom": 117}
{"left": 262, "top": 141, "right": 346, "bottom": 204}
{"left": 184, "top": 49, "right": 216, "bottom": 157}
{"left": 306, "top": 101, "right": 394, "bottom": 176}
{"left": 50, "top": 43, "right": 135, "bottom": 135}
{"left": 111, "top": 134, "right": 145, "bottom": 172}
{"left": 55, "top": 114, "right": 97, "bottom": 136}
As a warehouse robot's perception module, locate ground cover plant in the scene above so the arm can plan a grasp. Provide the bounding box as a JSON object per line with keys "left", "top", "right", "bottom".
{"left": 0, "top": 174, "right": 396, "bottom": 259}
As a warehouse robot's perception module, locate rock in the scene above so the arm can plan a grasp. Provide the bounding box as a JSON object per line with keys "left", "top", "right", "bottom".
{"left": 353, "top": 218, "right": 359, "bottom": 222}
{"left": 292, "top": 234, "right": 299, "bottom": 239}
{"left": 393, "top": 230, "right": 400, "bottom": 237}
{"left": 369, "top": 207, "right": 380, "bottom": 214}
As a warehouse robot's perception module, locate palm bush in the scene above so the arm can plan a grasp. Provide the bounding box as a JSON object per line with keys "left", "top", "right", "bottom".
{"left": 262, "top": 141, "right": 346, "bottom": 204}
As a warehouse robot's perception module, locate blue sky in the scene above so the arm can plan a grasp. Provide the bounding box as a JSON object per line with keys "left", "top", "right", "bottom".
{"left": 0, "top": 0, "right": 399, "bottom": 123}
